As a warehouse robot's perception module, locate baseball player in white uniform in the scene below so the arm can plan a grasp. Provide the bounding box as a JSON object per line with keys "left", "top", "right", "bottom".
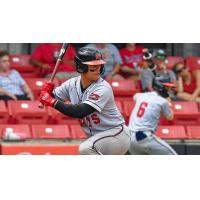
{"left": 39, "top": 47, "right": 131, "bottom": 155}
{"left": 129, "top": 75, "right": 177, "bottom": 155}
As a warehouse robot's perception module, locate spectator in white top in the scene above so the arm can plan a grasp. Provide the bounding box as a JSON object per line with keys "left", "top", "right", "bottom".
{"left": 0, "top": 51, "right": 34, "bottom": 101}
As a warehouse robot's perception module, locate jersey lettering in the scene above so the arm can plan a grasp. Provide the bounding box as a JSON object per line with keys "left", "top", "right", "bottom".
{"left": 79, "top": 113, "right": 100, "bottom": 127}
{"left": 136, "top": 102, "right": 148, "bottom": 118}
{"left": 91, "top": 113, "right": 100, "bottom": 124}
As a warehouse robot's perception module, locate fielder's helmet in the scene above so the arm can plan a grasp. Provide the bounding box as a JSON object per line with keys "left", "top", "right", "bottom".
{"left": 74, "top": 47, "right": 105, "bottom": 74}
{"left": 152, "top": 74, "right": 175, "bottom": 98}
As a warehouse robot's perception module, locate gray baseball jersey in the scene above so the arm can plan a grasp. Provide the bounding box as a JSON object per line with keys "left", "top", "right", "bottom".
{"left": 53, "top": 76, "right": 125, "bottom": 136}
{"left": 128, "top": 91, "right": 172, "bottom": 132}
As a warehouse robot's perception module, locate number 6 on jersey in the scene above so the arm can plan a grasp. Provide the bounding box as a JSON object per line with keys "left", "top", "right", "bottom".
{"left": 136, "top": 102, "right": 148, "bottom": 117}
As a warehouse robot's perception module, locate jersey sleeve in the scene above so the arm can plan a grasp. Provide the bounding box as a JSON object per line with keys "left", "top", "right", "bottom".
{"left": 83, "top": 86, "right": 111, "bottom": 112}
{"left": 161, "top": 100, "right": 172, "bottom": 118}
{"left": 53, "top": 80, "right": 70, "bottom": 102}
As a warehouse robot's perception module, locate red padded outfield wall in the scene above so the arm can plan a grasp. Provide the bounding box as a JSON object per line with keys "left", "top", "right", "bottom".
{"left": 0, "top": 144, "right": 80, "bottom": 155}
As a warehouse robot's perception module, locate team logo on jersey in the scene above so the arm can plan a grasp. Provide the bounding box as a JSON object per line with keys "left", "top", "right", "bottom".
{"left": 88, "top": 93, "right": 100, "bottom": 101}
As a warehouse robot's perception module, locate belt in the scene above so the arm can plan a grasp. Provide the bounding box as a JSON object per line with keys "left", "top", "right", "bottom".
{"left": 135, "top": 131, "right": 153, "bottom": 141}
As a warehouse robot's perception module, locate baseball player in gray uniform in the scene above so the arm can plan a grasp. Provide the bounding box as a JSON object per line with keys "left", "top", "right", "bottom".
{"left": 39, "top": 47, "right": 131, "bottom": 155}
{"left": 128, "top": 75, "right": 177, "bottom": 155}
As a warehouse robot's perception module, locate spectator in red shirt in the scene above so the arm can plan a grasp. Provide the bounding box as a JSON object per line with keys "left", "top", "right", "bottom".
{"left": 173, "top": 62, "right": 200, "bottom": 102}
{"left": 119, "top": 43, "right": 144, "bottom": 80}
{"left": 30, "top": 43, "right": 78, "bottom": 79}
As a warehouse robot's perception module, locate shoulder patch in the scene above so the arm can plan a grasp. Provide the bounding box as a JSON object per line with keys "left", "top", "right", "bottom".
{"left": 88, "top": 93, "right": 100, "bottom": 101}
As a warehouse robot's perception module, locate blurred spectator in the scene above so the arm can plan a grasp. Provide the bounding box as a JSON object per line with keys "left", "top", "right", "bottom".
{"left": 85, "top": 43, "right": 123, "bottom": 79}
{"left": 119, "top": 43, "right": 144, "bottom": 80}
{"left": 173, "top": 62, "right": 200, "bottom": 102}
{"left": 141, "top": 49, "right": 177, "bottom": 92}
{"left": 30, "top": 43, "right": 78, "bottom": 79}
{"left": 0, "top": 51, "right": 34, "bottom": 100}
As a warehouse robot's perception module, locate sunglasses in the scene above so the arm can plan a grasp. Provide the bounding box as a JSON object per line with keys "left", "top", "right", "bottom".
{"left": 175, "top": 66, "right": 187, "bottom": 74}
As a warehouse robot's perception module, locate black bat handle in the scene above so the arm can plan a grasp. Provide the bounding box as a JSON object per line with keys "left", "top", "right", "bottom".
{"left": 58, "top": 43, "right": 69, "bottom": 60}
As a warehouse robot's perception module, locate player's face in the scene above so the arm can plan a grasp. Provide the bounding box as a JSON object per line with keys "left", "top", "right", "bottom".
{"left": 0, "top": 55, "right": 10, "bottom": 72}
{"left": 86, "top": 64, "right": 101, "bottom": 81}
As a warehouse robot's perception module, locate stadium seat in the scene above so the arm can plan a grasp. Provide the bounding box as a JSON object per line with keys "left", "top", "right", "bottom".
{"left": 31, "top": 124, "right": 71, "bottom": 139}
{"left": 0, "top": 101, "right": 9, "bottom": 124}
{"left": 123, "top": 100, "right": 136, "bottom": 123}
{"left": 70, "top": 125, "right": 87, "bottom": 139}
{"left": 185, "top": 56, "right": 200, "bottom": 70}
{"left": 47, "top": 106, "right": 79, "bottom": 125}
{"left": 7, "top": 100, "right": 48, "bottom": 124}
{"left": 10, "top": 54, "right": 35, "bottom": 73}
{"left": 171, "top": 101, "right": 200, "bottom": 126}
{"left": 156, "top": 125, "right": 187, "bottom": 139}
{"left": 107, "top": 79, "right": 140, "bottom": 97}
{"left": 0, "top": 124, "right": 32, "bottom": 139}
{"left": 165, "top": 56, "right": 184, "bottom": 69}
{"left": 186, "top": 126, "right": 200, "bottom": 139}
{"left": 25, "top": 78, "right": 59, "bottom": 99}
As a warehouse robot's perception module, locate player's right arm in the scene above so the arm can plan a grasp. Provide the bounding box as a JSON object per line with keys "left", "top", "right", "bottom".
{"left": 40, "top": 79, "right": 97, "bottom": 118}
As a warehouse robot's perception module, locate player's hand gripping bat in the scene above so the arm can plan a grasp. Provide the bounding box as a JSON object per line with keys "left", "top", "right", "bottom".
{"left": 38, "top": 43, "right": 69, "bottom": 108}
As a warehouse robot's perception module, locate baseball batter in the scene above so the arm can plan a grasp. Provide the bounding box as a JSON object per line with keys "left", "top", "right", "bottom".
{"left": 39, "top": 47, "right": 131, "bottom": 155}
{"left": 128, "top": 75, "right": 177, "bottom": 155}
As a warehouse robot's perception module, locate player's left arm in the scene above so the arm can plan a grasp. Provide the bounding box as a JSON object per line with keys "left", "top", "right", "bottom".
{"left": 54, "top": 101, "right": 97, "bottom": 118}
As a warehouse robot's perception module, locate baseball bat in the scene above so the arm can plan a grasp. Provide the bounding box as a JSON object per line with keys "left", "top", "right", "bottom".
{"left": 38, "top": 43, "right": 69, "bottom": 108}
{"left": 49, "top": 43, "right": 69, "bottom": 82}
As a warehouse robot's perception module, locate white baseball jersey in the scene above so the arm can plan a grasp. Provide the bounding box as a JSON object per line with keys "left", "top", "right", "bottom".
{"left": 128, "top": 91, "right": 172, "bottom": 132}
{"left": 53, "top": 76, "right": 125, "bottom": 136}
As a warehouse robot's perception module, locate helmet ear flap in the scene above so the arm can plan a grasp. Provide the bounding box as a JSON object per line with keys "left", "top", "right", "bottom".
{"left": 152, "top": 75, "right": 171, "bottom": 98}
{"left": 74, "top": 55, "right": 88, "bottom": 73}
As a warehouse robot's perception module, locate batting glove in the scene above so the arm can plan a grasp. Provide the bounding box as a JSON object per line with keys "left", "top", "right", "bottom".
{"left": 42, "top": 81, "right": 55, "bottom": 95}
{"left": 39, "top": 91, "right": 57, "bottom": 107}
